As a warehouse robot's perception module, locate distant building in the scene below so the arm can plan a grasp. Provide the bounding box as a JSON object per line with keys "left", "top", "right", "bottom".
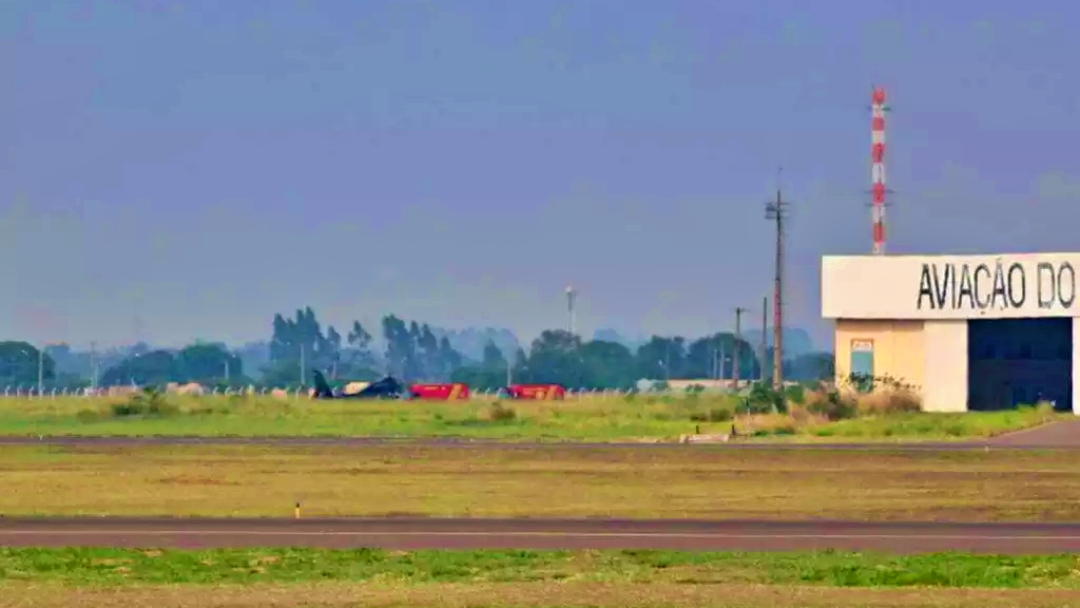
{"left": 664, "top": 379, "right": 745, "bottom": 392}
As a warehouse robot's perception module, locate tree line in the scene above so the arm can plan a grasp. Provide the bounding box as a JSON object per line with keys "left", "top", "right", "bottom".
{"left": 0, "top": 306, "right": 833, "bottom": 390}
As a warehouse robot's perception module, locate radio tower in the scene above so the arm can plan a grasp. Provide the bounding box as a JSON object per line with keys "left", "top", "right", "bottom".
{"left": 870, "top": 86, "right": 888, "bottom": 254}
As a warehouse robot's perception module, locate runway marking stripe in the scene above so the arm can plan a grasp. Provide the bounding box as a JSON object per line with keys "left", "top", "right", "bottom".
{"left": 4, "top": 531, "right": 1080, "bottom": 540}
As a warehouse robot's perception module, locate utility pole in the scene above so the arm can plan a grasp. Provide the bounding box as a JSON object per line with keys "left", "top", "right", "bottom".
{"left": 90, "top": 341, "right": 98, "bottom": 392}
{"left": 765, "top": 173, "right": 789, "bottom": 390}
{"left": 760, "top": 296, "right": 768, "bottom": 382}
{"left": 37, "top": 345, "right": 44, "bottom": 396}
{"left": 224, "top": 358, "right": 230, "bottom": 384}
{"left": 299, "top": 344, "right": 306, "bottom": 388}
{"left": 733, "top": 307, "right": 748, "bottom": 388}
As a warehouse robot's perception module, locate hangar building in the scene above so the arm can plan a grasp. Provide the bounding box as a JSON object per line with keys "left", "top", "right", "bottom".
{"left": 821, "top": 253, "right": 1079, "bottom": 414}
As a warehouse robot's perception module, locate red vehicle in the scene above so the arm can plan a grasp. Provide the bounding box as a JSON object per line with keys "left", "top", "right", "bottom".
{"left": 505, "top": 384, "right": 566, "bottom": 400}
{"left": 409, "top": 382, "right": 470, "bottom": 400}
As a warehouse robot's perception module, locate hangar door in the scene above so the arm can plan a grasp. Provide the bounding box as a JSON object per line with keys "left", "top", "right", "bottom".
{"left": 967, "top": 318, "right": 1072, "bottom": 411}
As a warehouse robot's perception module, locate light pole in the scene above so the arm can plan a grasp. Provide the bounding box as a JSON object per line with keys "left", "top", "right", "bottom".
{"left": 566, "top": 285, "right": 576, "bottom": 336}
{"left": 90, "top": 340, "right": 98, "bottom": 393}
{"left": 299, "top": 344, "right": 305, "bottom": 387}
{"left": 37, "top": 345, "right": 44, "bottom": 395}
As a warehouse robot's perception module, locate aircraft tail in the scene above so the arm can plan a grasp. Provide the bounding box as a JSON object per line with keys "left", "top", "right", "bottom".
{"left": 312, "top": 370, "right": 334, "bottom": 398}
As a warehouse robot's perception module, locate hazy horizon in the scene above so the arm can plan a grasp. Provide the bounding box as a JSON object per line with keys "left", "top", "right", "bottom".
{"left": 5, "top": 0, "right": 1077, "bottom": 350}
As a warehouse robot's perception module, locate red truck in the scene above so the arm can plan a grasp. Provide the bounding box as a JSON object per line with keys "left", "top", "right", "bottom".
{"left": 408, "top": 382, "right": 471, "bottom": 400}
{"left": 505, "top": 384, "right": 566, "bottom": 400}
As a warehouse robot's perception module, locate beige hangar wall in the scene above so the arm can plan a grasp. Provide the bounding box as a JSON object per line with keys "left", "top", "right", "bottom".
{"left": 921, "top": 320, "right": 968, "bottom": 413}
{"left": 834, "top": 319, "right": 925, "bottom": 390}
{"left": 821, "top": 253, "right": 1080, "bottom": 414}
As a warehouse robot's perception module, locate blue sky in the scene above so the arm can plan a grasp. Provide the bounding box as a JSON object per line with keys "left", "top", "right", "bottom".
{"left": 2, "top": 0, "right": 1077, "bottom": 349}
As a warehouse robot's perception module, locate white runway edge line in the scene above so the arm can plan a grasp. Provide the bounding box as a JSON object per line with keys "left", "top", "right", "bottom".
{"left": 4, "top": 531, "right": 1080, "bottom": 540}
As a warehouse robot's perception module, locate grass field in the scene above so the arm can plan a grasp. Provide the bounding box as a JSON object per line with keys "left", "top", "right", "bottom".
{"left": 0, "top": 393, "right": 1062, "bottom": 442}
{"left": 6, "top": 583, "right": 1074, "bottom": 608}
{"left": 3, "top": 443, "right": 1078, "bottom": 520}
{"left": 3, "top": 548, "right": 1080, "bottom": 607}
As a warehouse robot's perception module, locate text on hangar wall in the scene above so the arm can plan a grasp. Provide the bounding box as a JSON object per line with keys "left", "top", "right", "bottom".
{"left": 916, "top": 259, "right": 1076, "bottom": 311}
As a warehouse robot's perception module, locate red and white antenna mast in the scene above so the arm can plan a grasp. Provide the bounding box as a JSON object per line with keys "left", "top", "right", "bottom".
{"left": 870, "top": 86, "right": 888, "bottom": 254}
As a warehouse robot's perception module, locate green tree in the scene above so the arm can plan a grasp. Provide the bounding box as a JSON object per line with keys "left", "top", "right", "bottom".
{"left": 324, "top": 325, "right": 343, "bottom": 378}
{"left": 482, "top": 340, "right": 507, "bottom": 369}
{"left": 437, "top": 335, "right": 463, "bottom": 379}
{"left": 685, "top": 333, "right": 759, "bottom": 380}
{"left": 174, "top": 343, "right": 244, "bottom": 385}
{"left": 99, "top": 350, "right": 175, "bottom": 387}
{"left": 579, "top": 340, "right": 635, "bottom": 389}
{"left": 381, "top": 314, "right": 414, "bottom": 379}
{"left": 417, "top": 323, "right": 441, "bottom": 380}
{"left": 449, "top": 365, "right": 505, "bottom": 390}
{"left": 526, "top": 330, "right": 583, "bottom": 386}
{"left": 788, "top": 351, "right": 835, "bottom": 381}
{"left": 0, "top": 341, "right": 55, "bottom": 387}
{"left": 510, "top": 347, "right": 529, "bottom": 382}
{"left": 342, "top": 321, "right": 378, "bottom": 378}
{"left": 634, "top": 336, "right": 686, "bottom": 380}
{"left": 265, "top": 306, "right": 337, "bottom": 385}
{"left": 449, "top": 340, "right": 507, "bottom": 390}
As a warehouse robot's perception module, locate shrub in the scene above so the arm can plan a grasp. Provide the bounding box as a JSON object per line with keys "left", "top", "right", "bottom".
{"left": 739, "top": 382, "right": 786, "bottom": 415}
{"left": 856, "top": 389, "right": 922, "bottom": 416}
{"left": 741, "top": 413, "right": 798, "bottom": 436}
{"left": 1037, "top": 400, "right": 1056, "bottom": 414}
{"left": 486, "top": 401, "right": 517, "bottom": 422}
{"left": 838, "top": 373, "right": 919, "bottom": 396}
{"left": 110, "top": 387, "right": 179, "bottom": 418}
{"left": 688, "top": 405, "right": 734, "bottom": 423}
{"left": 1025, "top": 401, "right": 1058, "bottom": 420}
{"left": 783, "top": 384, "right": 806, "bottom": 404}
{"left": 708, "top": 406, "right": 734, "bottom": 422}
{"left": 787, "top": 403, "right": 828, "bottom": 426}
{"left": 75, "top": 409, "right": 102, "bottom": 423}
{"left": 109, "top": 402, "right": 142, "bottom": 417}
{"left": 803, "top": 388, "right": 858, "bottom": 421}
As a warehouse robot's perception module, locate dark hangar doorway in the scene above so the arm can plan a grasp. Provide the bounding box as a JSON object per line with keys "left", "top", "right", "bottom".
{"left": 967, "top": 318, "right": 1072, "bottom": 412}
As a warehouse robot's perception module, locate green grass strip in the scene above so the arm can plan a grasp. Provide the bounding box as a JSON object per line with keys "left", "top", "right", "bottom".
{"left": 2, "top": 548, "right": 1079, "bottom": 589}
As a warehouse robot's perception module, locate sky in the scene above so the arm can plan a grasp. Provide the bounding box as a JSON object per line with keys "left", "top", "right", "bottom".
{"left": 2, "top": 0, "right": 1079, "bottom": 350}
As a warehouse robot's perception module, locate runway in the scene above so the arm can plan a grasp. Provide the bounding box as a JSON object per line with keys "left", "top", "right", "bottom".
{"left": 3, "top": 517, "right": 1079, "bottom": 554}
{"left": 0, "top": 434, "right": 1071, "bottom": 450}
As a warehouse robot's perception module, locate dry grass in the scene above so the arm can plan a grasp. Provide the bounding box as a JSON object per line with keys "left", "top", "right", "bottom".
{"left": 3, "top": 582, "right": 1077, "bottom": 608}
{"left": 3, "top": 444, "right": 1080, "bottom": 520}
{"left": 854, "top": 388, "right": 924, "bottom": 416}
{"left": 0, "top": 391, "right": 1063, "bottom": 442}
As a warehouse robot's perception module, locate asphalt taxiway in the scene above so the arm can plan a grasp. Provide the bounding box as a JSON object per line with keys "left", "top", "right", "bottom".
{"left": 2, "top": 517, "right": 1078, "bottom": 554}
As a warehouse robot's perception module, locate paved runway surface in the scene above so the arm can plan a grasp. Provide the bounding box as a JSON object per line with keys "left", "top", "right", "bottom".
{"left": 2, "top": 517, "right": 1079, "bottom": 553}
{"left": 0, "top": 434, "right": 1076, "bottom": 450}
